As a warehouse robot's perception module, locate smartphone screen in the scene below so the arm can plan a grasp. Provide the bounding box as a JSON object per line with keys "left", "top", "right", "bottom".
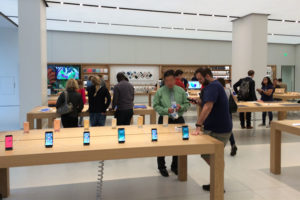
{"left": 83, "top": 131, "right": 90, "bottom": 145}
{"left": 118, "top": 128, "right": 125, "bottom": 143}
{"left": 182, "top": 126, "right": 189, "bottom": 140}
{"left": 5, "top": 135, "right": 13, "bottom": 150}
{"left": 45, "top": 132, "right": 53, "bottom": 147}
{"left": 151, "top": 128, "right": 158, "bottom": 142}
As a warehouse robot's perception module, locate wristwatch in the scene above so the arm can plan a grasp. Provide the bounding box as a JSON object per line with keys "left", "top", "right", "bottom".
{"left": 195, "top": 124, "right": 203, "bottom": 128}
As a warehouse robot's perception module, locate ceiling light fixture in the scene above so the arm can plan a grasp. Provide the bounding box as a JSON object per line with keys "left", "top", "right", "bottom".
{"left": 282, "top": 19, "right": 285, "bottom": 22}
{"left": 212, "top": 14, "right": 215, "bottom": 17}
{"left": 80, "top": 3, "right": 83, "bottom": 6}
{"left": 60, "top": 1, "right": 63, "bottom": 5}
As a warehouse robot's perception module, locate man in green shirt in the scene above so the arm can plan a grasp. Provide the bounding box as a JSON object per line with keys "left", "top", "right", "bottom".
{"left": 153, "top": 70, "right": 191, "bottom": 177}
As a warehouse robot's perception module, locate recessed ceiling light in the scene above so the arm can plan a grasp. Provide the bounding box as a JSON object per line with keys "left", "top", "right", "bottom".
{"left": 98, "top": 5, "right": 101, "bottom": 8}
{"left": 271, "top": 33, "right": 274, "bottom": 35}
{"left": 282, "top": 19, "right": 285, "bottom": 22}
{"left": 80, "top": 3, "right": 83, "bottom": 6}
{"left": 60, "top": 1, "right": 64, "bottom": 5}
{"left": 212, "top": 14, "right": 215, "bottom": 17}
{"left": 296, "top": 21, "right": 299, "bottom": 23}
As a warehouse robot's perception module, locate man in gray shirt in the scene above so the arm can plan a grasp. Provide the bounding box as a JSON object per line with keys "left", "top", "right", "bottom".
{"left": 112, "top": 73, "right": 134, "bottom": 125}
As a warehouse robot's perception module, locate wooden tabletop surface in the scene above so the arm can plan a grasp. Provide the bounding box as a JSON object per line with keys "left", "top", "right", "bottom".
{"left": 0, "top": 125, "right": 221, "bottom": 168}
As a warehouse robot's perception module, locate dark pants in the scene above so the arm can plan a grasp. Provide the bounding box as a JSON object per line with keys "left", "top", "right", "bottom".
{"left": 61, "top": 116, "right": 78, "bottom": 128}
{"left": 229, "top": 133, "right": 236, "bottom": 146}
{"left": 239, "top": 112, "right": 251, "bottom": 127}
{"left": 262, "top": 112, "right": 273, "bottom": 125}
{"left": 90, "top": 113, "right": 106, "bottom": 126}
{"left": 115, "top": 109, "right": 133, "bottom": 125}
{"left": 157, "top": 116, "right": 185, "bottom": 170}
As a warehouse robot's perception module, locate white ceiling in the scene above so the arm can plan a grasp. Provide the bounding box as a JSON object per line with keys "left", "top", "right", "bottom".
{"left": 1, "top": 0, "right": 300, "bottom": 44}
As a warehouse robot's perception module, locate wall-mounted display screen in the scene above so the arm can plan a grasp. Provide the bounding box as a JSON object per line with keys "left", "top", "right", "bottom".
{"left": 56, "top": 66, "right": 80, "bottom": 80}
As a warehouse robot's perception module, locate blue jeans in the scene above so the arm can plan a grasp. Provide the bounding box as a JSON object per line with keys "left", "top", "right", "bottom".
{"left": 90, "top": 113, "right": 106, "bottom": 127}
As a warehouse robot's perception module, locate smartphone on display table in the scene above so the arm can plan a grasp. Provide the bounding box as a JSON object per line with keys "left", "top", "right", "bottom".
{"left": 151, "top": 128, "right": 158, "bottom": 142}
{"left": 5, "top": 135, "right": 13, "bottom": 150}
{"left": 118, "top": 128, "right": 125, "bottom": 143}
{"left": 45, "top": 131, "right": 53, "bottom": 148}
{"left": 83, "top": 131, "right": 90, "bottom": 145}
{"left": 182, "top": 126, "right": 189, "bottom": 140}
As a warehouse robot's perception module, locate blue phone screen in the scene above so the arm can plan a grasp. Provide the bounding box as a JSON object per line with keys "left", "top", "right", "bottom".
{"left": 83, "top": 132, "right": 90, "bottom": 144}
{"left": 45, "top": 132, "right": 53, "bottom": 146}
{"left": 118, "top": 129, "right": 125, "bottom": 142}
{"left": 152, "top": 129, "right": 157, "bottom": 140}
{"left": 182, "top": 126, "right": 189, "bottom": 139}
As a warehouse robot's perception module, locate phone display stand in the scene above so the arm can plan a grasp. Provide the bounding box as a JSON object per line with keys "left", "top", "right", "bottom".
{"left": 23, "top": 122, "right": 29, "bottom": 133}
{"left": 163, "top": 116, "right": 168, "bottom": 127}
{"left": 112, "top": 118, "right": 117, "bottom": 129}
{"left": 84, "top": 119, "right": 89, "bottom": 131}
{"left": 54, "top": 119, "right": 60, "bottom": 132}
{"left": 137, "top": 116, "right": 143, "bottom": 128}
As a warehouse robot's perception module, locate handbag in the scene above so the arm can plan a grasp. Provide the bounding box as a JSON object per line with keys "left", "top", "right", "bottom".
{"left": 229, "top": 93, "right": 238, "bottom": 113}
{"left": 57, "top": 91, "right": 73, "bottom": 115}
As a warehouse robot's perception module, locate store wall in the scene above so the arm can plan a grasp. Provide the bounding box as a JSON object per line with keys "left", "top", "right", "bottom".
{"left": 47, "top": 31, "right": 232, "bottom": 65}
{"left": 47, "top": 30, "right": 300, "bottom": 93}
{"left": 0, "top": 26, "right": 20, "bottom": 131}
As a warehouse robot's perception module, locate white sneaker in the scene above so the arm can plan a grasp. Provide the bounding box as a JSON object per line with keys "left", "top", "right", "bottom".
{"left": 266, "top": 124, "right": 270, "bottom": 128}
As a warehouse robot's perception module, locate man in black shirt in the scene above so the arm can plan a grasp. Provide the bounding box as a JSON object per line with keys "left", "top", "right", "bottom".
{"left": 233, "top": 70, "right": 257, "bottom": 129}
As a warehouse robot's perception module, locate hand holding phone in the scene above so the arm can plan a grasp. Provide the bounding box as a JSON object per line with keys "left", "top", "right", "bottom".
{"left": 151, "top": 128, "right": 158, "bottom": 142}
{"left": 5, "top": 135, "right": 13, "bottom": 150}
{"left": 45, "top": 132, "right": 53, "bottom": 148}
{"left": 118, "top": 128, "right": 125, "bottom": 143}
{"left": 187, "top": 98, "right": 197, "bottom": 104}
{"left": 83, "top": 131, "right": 90, "bottom": 145}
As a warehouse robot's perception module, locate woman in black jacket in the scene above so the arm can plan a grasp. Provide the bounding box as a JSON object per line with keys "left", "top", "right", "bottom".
{"left": 87, "top": 76, "right": 111, "bottom": 126}
{"left": 56, "top": 79, "right": 84, "bottom": 128}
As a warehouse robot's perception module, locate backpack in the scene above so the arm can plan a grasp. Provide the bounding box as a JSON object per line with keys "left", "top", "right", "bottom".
{"left": 238, "top": 79, "right": 250, "bottom": 100}
{"left": 57, "top": 91, "right": 73, "bottom": 115}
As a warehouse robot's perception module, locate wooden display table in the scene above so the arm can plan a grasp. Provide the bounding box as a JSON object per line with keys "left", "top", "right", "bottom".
{"left": 27, "top": 105, "right": 157, "bottom": 129}
{"left": 273, "top": 92, "right": 300, "bottom": 101}
{"left": 0, "top": 125, "right": 224, "bottom": 200}
{"left": 270, "top": 120, "right": 300, "bottom": 175}
{"left": 237, "top": 101, "right": 300, "bottom": 120}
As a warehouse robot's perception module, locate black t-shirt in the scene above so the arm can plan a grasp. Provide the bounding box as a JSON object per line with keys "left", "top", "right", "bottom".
{"left": 201, "top": 80, "right": 233, "bottom": 133}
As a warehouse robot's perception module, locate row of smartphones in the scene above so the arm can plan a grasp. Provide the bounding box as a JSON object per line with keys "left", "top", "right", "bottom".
{"left": 4, "top": 126, "right": 189, "bottom": 150}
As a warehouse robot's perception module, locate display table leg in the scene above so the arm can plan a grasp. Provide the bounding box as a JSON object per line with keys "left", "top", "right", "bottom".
{"left": 278, "top": 111, "right": 287, "bottom": 120}
{"left": 142, "top": 115, "right": 145, "bottom": 124}
{"left": 270, "top": 126, "right": 282, "bottom": 175}
{"left": 36, "top": 119, "right": 42, "bottom": 129}
{"left": 48, "top": 117, "right": 54, "bottom": 128}
{"left": 150, "top": 111, "right": 156, "bottom": 124}
{"left": 210, "top": 144, "right": 224, "bottom": 200}
{"left": 27, "top": 114, "right": 34, "bottom": 129}
{"left": 0, "top": 168, "right": 9, "bottom": 198}
{"left": 178, "top": 155, "right": 187, "bottom": 181}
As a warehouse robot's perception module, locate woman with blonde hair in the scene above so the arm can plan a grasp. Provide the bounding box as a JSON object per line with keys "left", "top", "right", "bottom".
{"left": 87, "top": 76, "right": 111, "bottom": 126}
{"left": 56, "top": 79, "right": 84, "bottom": 128}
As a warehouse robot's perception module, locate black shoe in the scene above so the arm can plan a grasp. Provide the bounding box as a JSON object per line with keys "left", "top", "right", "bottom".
{"left": 246, "top": 126, "right": 253, "bottom": 129}
{"left": 241, "top": 125, "right": 246, "bottom": 129}
{"left": 159, "top": 169, "right": 169, "bottom": 177}
{"left": 230, "top": 145, "right": 238, "bottom": 156}
{"left": 202, "top": 184, "right": 210, "bottom": 191}
{"left": 202, "top": 184, "right": 226, "bottom": 193}
{"left": 171, "top": 168, "right": 178, "bottom": 175}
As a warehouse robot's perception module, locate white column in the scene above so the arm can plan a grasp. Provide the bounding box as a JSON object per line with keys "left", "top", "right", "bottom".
{"left": 295, "top": 45, "right": 300, "bottom": 92}
{"left": 232, "top": 14, "right": 268, "bottom": 89}
{"left": 19, "top": 0, "right": 47, "bottom": 125}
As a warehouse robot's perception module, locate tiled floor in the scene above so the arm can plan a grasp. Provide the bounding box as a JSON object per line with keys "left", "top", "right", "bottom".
{"left": 5, "top": 107, "right": 300, "bottom": 200}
